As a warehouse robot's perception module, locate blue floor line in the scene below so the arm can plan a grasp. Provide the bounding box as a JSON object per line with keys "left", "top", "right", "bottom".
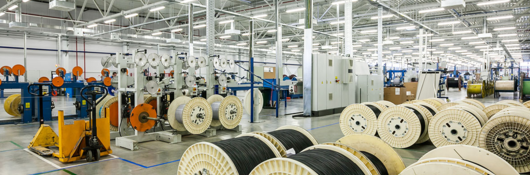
{"left": 0, "top": 148, "right": 22, "bottom": 153}
{"left": 119, "top": 158, "right": 180, "bottom": 169}
{"left": 308, "top": 122, "right": 339, "bottom": 131}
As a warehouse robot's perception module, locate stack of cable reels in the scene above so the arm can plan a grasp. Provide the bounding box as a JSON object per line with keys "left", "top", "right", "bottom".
{"left": 483, "top": 102, "right": 513, "bottom": 119}
{"left": 95, "top": 95, "right": 113, "bottom": 118}
{"left": 253, "top": 125, "right": 318, "bottom": 157}
{"left": 167, "top": 96, "right": 213, "bottom": 134}
{"left": 479, "top": 108, "right": 530, "bottom": 173}
{"left": 428, "top": 104, "right": 486, "bottom": 147}
{"left": 320, "top": 142, "right": 380, "bottom": 175}
{"left": 4, "top": 94, "right": 22, "bottom": 117}
{"left": 207, "top": 95, "right": 243, "bottom": 129}
{"left": 497, "top": 100, "right": 525, "bottom": 107}
{"left": 340, "top": 102, "right": 386, "bottom": 136}
{"left": 177, "top": 133, "right": 281, "bottom": 175}
{"left": 460, "top": 99, "right": 485, "bottom": 110}
{"left": 421, "top": 98, "right": 444, "bottom": 110}
{"left": 376, "top": 100, "right": 395, "bottom": 108}
{"left": 377, "top": 104, "right": 429, "bottom": 148}
{"left": 524, "top": 101, "right": 530, "bottom": 108}
{"left": 400, "top": 145, "right": 518, "bottom": 175}
{"left": 336, "top": 134, "right": 406, "bottom": 175}
{"left": 250, "top": 145, "right": 372, "bottom": 175}
{"left": 437, "top": 102, "right": 463, "bottom": 111}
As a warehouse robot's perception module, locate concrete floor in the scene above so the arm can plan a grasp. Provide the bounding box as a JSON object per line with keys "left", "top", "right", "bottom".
{"left": 0, "top": 89, "right": 524, "bottom": 175}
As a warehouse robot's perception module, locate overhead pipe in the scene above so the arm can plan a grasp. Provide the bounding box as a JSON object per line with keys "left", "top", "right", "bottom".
{"left": 76, "top": 1, "right": 170, "bottom": 27}
{"left": 0, "top": 45, "right": 118, "bottom": 55}
{"left": 84, "top": 38, "right": 86, "bottom": 79}
{"left": 366, "top": 0, "right": 439, "bottom": 35}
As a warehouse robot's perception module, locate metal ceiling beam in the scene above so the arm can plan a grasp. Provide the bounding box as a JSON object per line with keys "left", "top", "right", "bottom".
{"left": 0, "top": 0, "right": 22, "bottom": 12}
{"left": 366, "top": 0, "right": 439, "bottom": 35}
{"left": 76, "top": 0, "right": 170, "bottom": 27}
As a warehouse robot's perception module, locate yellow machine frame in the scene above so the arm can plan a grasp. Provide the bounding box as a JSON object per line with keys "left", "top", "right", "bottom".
{"left": 28, "top": 109, "right": 112, "bottom": 163}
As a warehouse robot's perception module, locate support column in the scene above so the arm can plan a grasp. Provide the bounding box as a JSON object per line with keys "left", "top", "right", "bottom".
{"left": 206, "top": 0, "right": 215, "bottom": 97}
{"left": 274, "top": 0, "right": 282, "bottom": 118}
{"left": 249, "top": 20, "right": 256, "bottom": 122}
{"left": 57, "top": 35, "right": 61, "bottom": 66}
{"left": 302, "top": 0, "right": 313, "bottom": 116}
{"left": 23, "top": 31, "right": 27, "bottom": 81}
{"left": 419, "top": 29, "right": 424, "bottom": 71}
{"left": 61, "top": 37, "right": 69, "bottom": 70}
{"left": 188, "top": 4, "right": 194, "bottom": 56}
{"left": 377, "top": 7, "right": 383, "bottom": 76}
{"left": 344, "top": 1, "right": 352, "bottom": 57}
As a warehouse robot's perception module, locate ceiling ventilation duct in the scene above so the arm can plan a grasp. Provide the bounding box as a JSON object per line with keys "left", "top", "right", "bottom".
{"left": 49, "top": 0, "right": 75, "bottom": 11}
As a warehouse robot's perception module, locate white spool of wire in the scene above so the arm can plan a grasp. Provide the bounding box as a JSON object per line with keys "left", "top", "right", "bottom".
{"left": 167, "top": 96, "right": 213, "bottom": 134}
{"left": 376, "top": 100, "right": 395, "bottom": 108}
{"left": 253, "top": 125, "right": 318, "bottom": 157}
{"left": 400, "top": 158, "right": 494, "bottom": 175}
{"left": 428, "top": 107, "right": 483, "bottom": 147}
{"left": 207, "top": 95, "right": 243, "bottom": 129}
{"left": 483, "top": 103, "right": 513, "bottom": 119}
{"left": 340, "top": 102, "right": 386, "bottom": 136}
{"left": 377, "top": 105, "right": 429, "bottom": 148}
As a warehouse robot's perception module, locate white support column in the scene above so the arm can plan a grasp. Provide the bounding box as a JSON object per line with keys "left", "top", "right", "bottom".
{"left": 419, "top": 29, "right": 424, "bottom": 71}
{"left": 188, "top": 4, "right": 196, "bottom": 96}
{"left": 206, "top": 0, "right": 215, "bottom": 97}
{"left": 303, "top": 0, "right": 313, "bottom": 116}
{"left": 274, "top": 0, "right": 282, "bottom": 109}
{"left": 344, "top": 1, "right": 353, "bottom": 57}
{"left": 377, "top": 7, "right": 383, "bottom": 76}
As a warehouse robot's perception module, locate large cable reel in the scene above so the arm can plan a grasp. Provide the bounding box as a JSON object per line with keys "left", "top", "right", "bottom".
{"left": 4, "top": 94, "right": 22, "bottom": 117}
{"left": 243, "top": 88, "right": 263, "bottom": 115}
{"left": 167, "top": 96, "right": 213, "bottom": 134}
{"left": 207, "top": 95, "right": 243, "bottom": 129}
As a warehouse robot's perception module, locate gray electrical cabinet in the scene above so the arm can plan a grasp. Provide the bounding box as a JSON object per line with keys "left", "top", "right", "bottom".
{"left": 357, "top": 74, "right": 384, "bottom": 103}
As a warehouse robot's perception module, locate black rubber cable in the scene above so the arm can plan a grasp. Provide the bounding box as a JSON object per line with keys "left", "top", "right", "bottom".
{"left": 405, "top": 107, "right": 426, "bottom": 136}
{"left": 365, "top": 104, "right": 382, "bottom": 118}
{"left": 463, "top": 159, "right": 493, "bottom": 173}
{"left": 462, "top": 109, "right": 482, "bottom": 127}
{"left": 268, "top": 129, "right": 314, "bottom": 154}
{"left": 289, "top": 149, "right": 364, "bottom": 175}
{"left": 361, "top": 151, "right": 389, "bottom": 175}
{"left": 420, "top": 104, "right": 436, "bottom": 116}
{"left": 212, "top": 136, "right": 277, "bottom": 175}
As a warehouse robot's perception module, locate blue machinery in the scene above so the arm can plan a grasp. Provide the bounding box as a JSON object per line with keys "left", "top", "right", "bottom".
{"left": 384, "top": 70, "right": 406, "bottom": 86}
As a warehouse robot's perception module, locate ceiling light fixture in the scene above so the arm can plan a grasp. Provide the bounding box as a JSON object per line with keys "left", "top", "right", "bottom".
{"left": 493, "top": 27, "right": 516, "bottom": 31}
{"left": 400, "top": 41, "right": 414, "bottom": 44}
{"left": 150, "top": 6, "right": 165, "bottom": 12}
{"left": 396, "top": 26, "right": 416, "bottom": 30}
{"left": 104, "top": 19, "right": 116, "bottom": 23}
{"left": 452, "top": 30, "right": 472, "bottom": 34}
{"left": 438, "top": 21, "right": 460, "bottom": 25}
{"left": 418, "top": 8, "right": 445, "bottom": 13}
{"left": 430, "top": 39, "right": 445, "bottom": 42}
{"left": 330, "top": 21, "right": 345, "bottom": 25}
{"left": 219, "top": 20, "right": 234, "bottom": 24}
{"left": 487, "top": 15, "right": 513, "bottom": 20}
{"left": 286, "top": 8, "right": 305, "bottom": 13}
{"left": 8, "top": 5, "right": 18, "bottom": 10}
{"left": 125, "top": 13, "right": 138, "bottom": 18}
{"left": 171, "top": 28, "right": 183, "bottom": 32}
{"left": 360, "top": 30, "right": 377, "bottom": 34}
{"left": 498, "top": 33, "right": 517, "bottom": 37}
{"left": 253, "top": 14, "right": 267, "bottom": 18}
{"left": 87, "top": 24, "right": 98, "bottom": 28}
{"left": 152, "top": 32, "right": 162, "bottom": 36}
{"left": 461, "top": 36, "right": 479, "bottom": 40}
{"left": 370, "top": 14, "right": 394, "bottom": 20}
{"left": 194, "top": 24, "right": 207, "bottom": 28}
{"left": 219, "top": 35, "right": 231, "bottom": 39}
{"left": 477, "top": 0, "right": 509, "bottom": 6}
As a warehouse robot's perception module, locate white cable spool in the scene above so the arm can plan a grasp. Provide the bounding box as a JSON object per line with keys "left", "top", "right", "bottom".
{"left": 410, "top": 104, "right": 434, "bottom": 144}
{"left": 461, "top": 99, "right": 485, "bottom": 109}
{"left": 376, "top": 100, "right": 395, "bottom": 108}
{"left": 110, "top": 55, "right": 118, "bottom": 67}
{"left": 160, "top": 54, "right": 171, "bottom": 68}
{"left": 497, "top": 100, "right": 525, "bottom": 107}
{"left": 422, "top": 98, "right": 443, "bottom": 109}
{"left": 399, "top": 158, "right": 494, "bottom": 175}
{"left": 134, "top": 52, "right": 148, "bottom": 67}
{"left": 243, "top": 88, "right": 263, "bottom": 115}
{"left": 167, "top": 96, "right": 213, "bottom": 134}
{"left": 479, "top": 112, "right": 530, "bottom": 173}
{"left": 339, "top": 103, "right": 383, "bottom": 136}
{"left": 185, "top": 75, "right": 196, "bottom": 87}
{"left": 430, "top": 98, "right": 447, "bottom": 104}
{"left": 437, "top": 102, "right": 462, "bottom": 111}
{"left": 187, "top": 56, "right": 196, "bottom": 69}
{"left": 253, "top": 125, "right": 318, "bottom": 158}
{"left": 497, "top": 106, "right": 530, "bottom": 114}
{"left": 212, "top": 57, "right": 221, "bottom": 69}
{"left": 336, "top": 134, "right": 406, "bottom": 175}
{"left": 178, "top": 133, "right": 281, "bottom": 175}
{"left": 250, "top": 145, "right": 372, "bottom": 175}
{"left": 320, "top": 142, "right": 380, "bottom": 175}
{"left": 207, "top": 95, "right": 243, "bottom": 129}
{"left": 524, "top": 101, "right": 530, "bottom": 108}
{"left": 144, "top": 80, "right": 159, "bottom": 95}
{"left": 197, "top": 56, "right": 207, "bottom": 68}
{"left": 483, "top": 103, "right": 513, "bottom": 119}
{"left": 101, "top": 56, "right": 112, "bottom": 68}
{"left": 147, "top": 53, "right": 160, "bottom": 69}
{"left": 418, "top": 145, "right": 519, "bottom": 175}
{"left": 376, "top": 105, "right": 426, "bottom": 148}
{"left": 229, "top": 59, "right": 235, "bottom": 68}
{"left": 217, "top": 74, "right": 227, "bottom": 87}
{"left": 461, "top": 99, "right": 485, "bottom": 110}
{"left": 428, "top": 108, "right": 482, "bottom": 147}
{"left": 220, "top": 58, "right": 228, "bottom": 68}
{"left": 495, "top": 80, "right": 516, "bottom": 91}
{"left": 448, "top": 104, "right": 488, "bottom": 124}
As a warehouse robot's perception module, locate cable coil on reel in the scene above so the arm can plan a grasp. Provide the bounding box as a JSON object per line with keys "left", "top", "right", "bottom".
{"left": 377, "top": 104, "right": 430, "bottom": 148}
{"left": 253, "top": 125, "right": 318, "bottom": 157}
{"left": 340, "top": 102, "right": 387, "bottom": 136}
{"left": 207, "top": 95, "right": 243, "bottom": 129}
{"left": 167, "top": 96, "right": 213, "bottom": 134}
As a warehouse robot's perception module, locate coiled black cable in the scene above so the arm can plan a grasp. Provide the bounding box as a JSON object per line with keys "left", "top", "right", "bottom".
{"left": 268, "top": 129, "right": 314, "bottom": 154}
{"left": 405, "top": 107, "right": 426, "bottom": 136}
{"left": 461, "top": 109, "right": 482, "bottom": 127}
{"left": 212, "top": 136, "right": 277, "bottom": 175}
{"left": 365, "top": 104, "right": 382, "bottom": 118}
{"left": 289, "top": 149, "right": 364, "bottom": 175}
{"left": 419, "top": 104, "right": 436, "bottom": 116}
{"left": 361, "top": 151, "right": 388, "bottom": 175}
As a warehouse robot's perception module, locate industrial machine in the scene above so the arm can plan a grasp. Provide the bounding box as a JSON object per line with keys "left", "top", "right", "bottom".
{"left": 357, "top": 74, "right": 384, "bottom": 103}
{"left": 385, "top": 69, "right": 406, "bottom": 87}
{"left": 519, "top": 73, "right": 530, "bottom": 102}
{"left": 28, "top": 84, "right": 112, "bottom": 162}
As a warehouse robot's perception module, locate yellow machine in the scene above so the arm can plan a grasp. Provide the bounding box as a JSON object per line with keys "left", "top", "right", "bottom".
{"left": 28, "top": 85, "right": 112, "bottom": 162}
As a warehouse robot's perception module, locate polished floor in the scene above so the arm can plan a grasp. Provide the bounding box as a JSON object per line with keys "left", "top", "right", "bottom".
{"left": 0, "top": 89, "right": 524, "bottom": 175}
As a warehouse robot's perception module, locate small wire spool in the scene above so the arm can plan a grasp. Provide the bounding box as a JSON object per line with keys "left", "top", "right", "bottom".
{"left": 101, "top": 56, "right": 112, "bottom": 68}
{"left": 55, "top": 67, "right": 66, "bottom": 76}
{"left": 187, "top": 56, "right": 196, "bottom": 69}
{"left": 320, "top": 142, "right": 380, "bottom": 175}
{"left": 197, "top": 56, "right": 207, "bottom": 68}
{"left": 110, "top": 55, "right": 118, "bottom": 67}
{"left": 250, "top": 145, "right": 372, "bottom": 175}
{"left": 461, "top": 99, "right": 485, "bottom": 110}
{"left": 400, "top": 158, "right": 494, "bottom": 175}
{"left": 130, "top": 103, "right": 157, "bottom": 132}
{"left": 177, "top": 133, "right": 281, "bottom": 175}
{"left": 185, "top": 75, "right": 196, "bottom": 87}
{"left": 479, "top": 112, "right": 530, "bottom": 173}
{"left": 483, "top": 103, "right": 512, "bottom": 119}
{"left": 12, "top": 64, "right": 25, "bottom": 76}
{"left": 217, "top": 74, "right": 228, "bottom": 87}
{"left": 167, "top": 96, "right": 213, "bottom": 134}
{"left": 418, "top": 145, "right": 519, "bottom": 175}
{"left": 253, "top": 125, "right": 318, "bottom": 157}
{"left": 497, "top": 100, "right": 524, "bottom": 107}
{"left": 0, "top": 79, "right": 2, "bottom": 86}
{"left": 336, "top": 134, "right": 406, "bottom": 175}
{"left": 0, "top": 66, "right": 12, "bottom": 76}
{"left": 144, "top": 80, "right": 159, "bottom": 95}
{"left": 4, "top": 94, "right": 22, "bottom": 117}
{"left": 496, "top": 106, "right": 530, "bottom": 115}
{"left": 213, "top": 57, "right": 221, "bottom": 69}
{"left": 376, "top": 100, "right": 395, "bottom": 108}
{"left": 339, "top": 103, "right": 384, "bottom": 136}
{"left": 38, "top": 77, "right": 50, "bottom": 83}
{"left": 377, "top": 105, "right": 427, "bottom": 148}
{"left": 134, "top": 52, "right": 147, "bottom": 67}
{"left": 101, "top": 68, "right": 110, "bottom": 77}
{"left": 207, "top": 95, "right": 243, "bottom": 129}
{"left": 229, "top": 59, "right": 235, "bottom": 68}
{"left": 147, "top": 53, "right": 160, "bottom": 69}
{"left": 220, "top": 58, "right": 228, "bottom": 68}
{"left": 52, "top": 77, "right": 64, "bottom": 87}
{"left": 428, "top": 108, "right": 482, "bottom": 147}
{"left": 72, "top": 66, "right": 83, "bottom": 77}
{"left": 495, "top": 80, "right": 516, "bottom": 91}
{"left": 524, "top": 101, "right": 530, "bottom": 108}
{"left": 243, "top": 88, "right": 263, "bottom": 115}
{"left": 103, "top": 77, "right": 112, "bottom": 87}
{"left": 160, "top": 54, "right": 171, "bottom": 68}
{"left": 462, "top": 99, "right": 486, "bottom": 109}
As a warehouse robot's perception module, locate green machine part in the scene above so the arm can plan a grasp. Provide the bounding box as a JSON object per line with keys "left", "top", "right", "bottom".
{"left": 523, "top": 81, "right": 530, "bottom": 95}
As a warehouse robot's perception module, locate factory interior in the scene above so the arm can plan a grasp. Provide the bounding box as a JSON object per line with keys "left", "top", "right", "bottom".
{"left": 0, "top": 0, "right": 529, "bottom": 174}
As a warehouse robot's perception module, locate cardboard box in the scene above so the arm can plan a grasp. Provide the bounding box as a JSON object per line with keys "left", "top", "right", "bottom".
{"left": 406, "top": 94, "right": 415, "bottom": 101}
{"left": 263, "top": 67, "right": 276, "bottom": 79}
{"left": 403, "top": 82, "right": 418, "bottom": 99}
{"left": 384, "top": 87, "right": 407, "bottom": 104}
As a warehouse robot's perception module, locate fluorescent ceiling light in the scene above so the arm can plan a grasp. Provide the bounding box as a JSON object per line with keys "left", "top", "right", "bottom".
{"left": 498, "top": 33, "right": 517, "bottom": 37}
{"left": 455, "top": 50, "right": 467, "bottom": 52}
{"left": 352, "top": 44, "right": 362, "bottom": 47}
{"left": 448, "top": 47, "right": 461, "bottom": 50}
{"left": 124, "top": 13, "right": 138, "bottom": 18}
{"left": 267, "top": 29, "right": 277, "bottom": 33}
{"left": 313, "top": 43, "right": 320, "bottom": 46}
{"left": 402, "top": 50, "right": 413, "bottom": 53}
{"left": 370, "top": 14, "right": 393, "bottom": 20}
{"left": 194, "top": 24, "right": 206, "bottom": 28}
{"left": 400, "top": 41, "right": 414, "bottom": 44}
{"left": 430, "top": 39, "right": 445, "bottom": 42}
{"left": 87, "top": 24, "right": 98, "bottom": 28}
{"left": 253, "top": 14, "right": 267, "bottom": 18}
{"left": 242, "top": 33, "right": 250, "bottom": 36}
{"left": 440, "top": 43, "right": 454, "bottom": 46}
{"left": 505, "top": 44, "right": 520, "bottom": 46}
{"left": 219, "top": 35, "right": 231, "bottom": 39}
{"left": 287, "top": 45, "right": 298, "bottom": 48}
{"left": 180, "top": 0, "right": 196, "bottom": 3}
{"left": 502, "top": 39, "right": 518, "bottom": 42}
{"left": 475, "top": 46, "right": 488, "bottom": 48}
{"left": 396, "top": 26, "right": 416, "bottom": 30}
{"left": 237, "top": 43, "right": 247, "bottom": 46}
{"left": 171, "top": 28, "right": 183, "bottom": 32}
{"left": 152, "top": 32, "right": 162, "bottom": 36}
{"left": 477, "top": 0, "right": 509, "bottom": 6}
{"left": 433, "top": 51, "right": 444, "bottom": 54}
{"left": 394, "top": 53, "right": 403, "bottom": 56}
{"left": 256, "top": 41, "right": 267, "bottom": 44}
{"left": 367, "top": 48, "right": 377, "bottom": 51}
{"left": 104, "top": 19, "right": 116, "bottom": 23}
{"left": 387, "top": 36, "right": 400, "bottom": 40}
{"left": 330, "top": 21, "right": 345, "bottom": 25}
{"left": 22, "top": 0, "right": 30, "bottom": 2}
{"left": 150, "top": 6, "right": 165, "bottom": 12}
{"left": 417, "top": 34, "right": 434, "bottom": 37}
{"left": 8, "top": 5, "right": 18, "bottom": 10}
{"left": 469, "top": 41, "right": 485, "bottom": 45}
{"left": 438, "top": 21, "right": 460, "bottom": 25}
{"left": 282, "top": 39, "right": 290, "bottom": 41}
{"left": 292, "top": 49, "right": 300, "bottom": 52}
{"left": 286, "top": 8, "right": 305, "bottom": 13}
{"left": 219, "top": 20, "right": 234, "bottom": 24}
{"left": 331, "top": 42, "right": 341, "bottom": 44}
{"left": 493, "top": 27, "right": 516, "bottom": 31}
{"left": 461, "top": 36, "right": 479, "bottom": 40}
{"left": 389, "top": 47, "right": 400, "bottom": 50}
{"left": 452, "top": 30, "right": 472, "bottom": 34}
{"left": 331, "top": 0, "right": 358, "bottom": 5}
{"left": 358, "top": 39, "right": 370, "bottom": 42}
{"left": 360, "top": 30, "right": 377, "bottom": 34}
{"left": 0, "top": 12, "right": 4, "bottom": 16}
{"left": 487, "top": 15, "right": 513, "bottom": 20}
{"left": 419, "top": 8, "right": 445, "bottom": 13}
{"left": 200, "top": 38, "right": 207, "bottom": 41}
